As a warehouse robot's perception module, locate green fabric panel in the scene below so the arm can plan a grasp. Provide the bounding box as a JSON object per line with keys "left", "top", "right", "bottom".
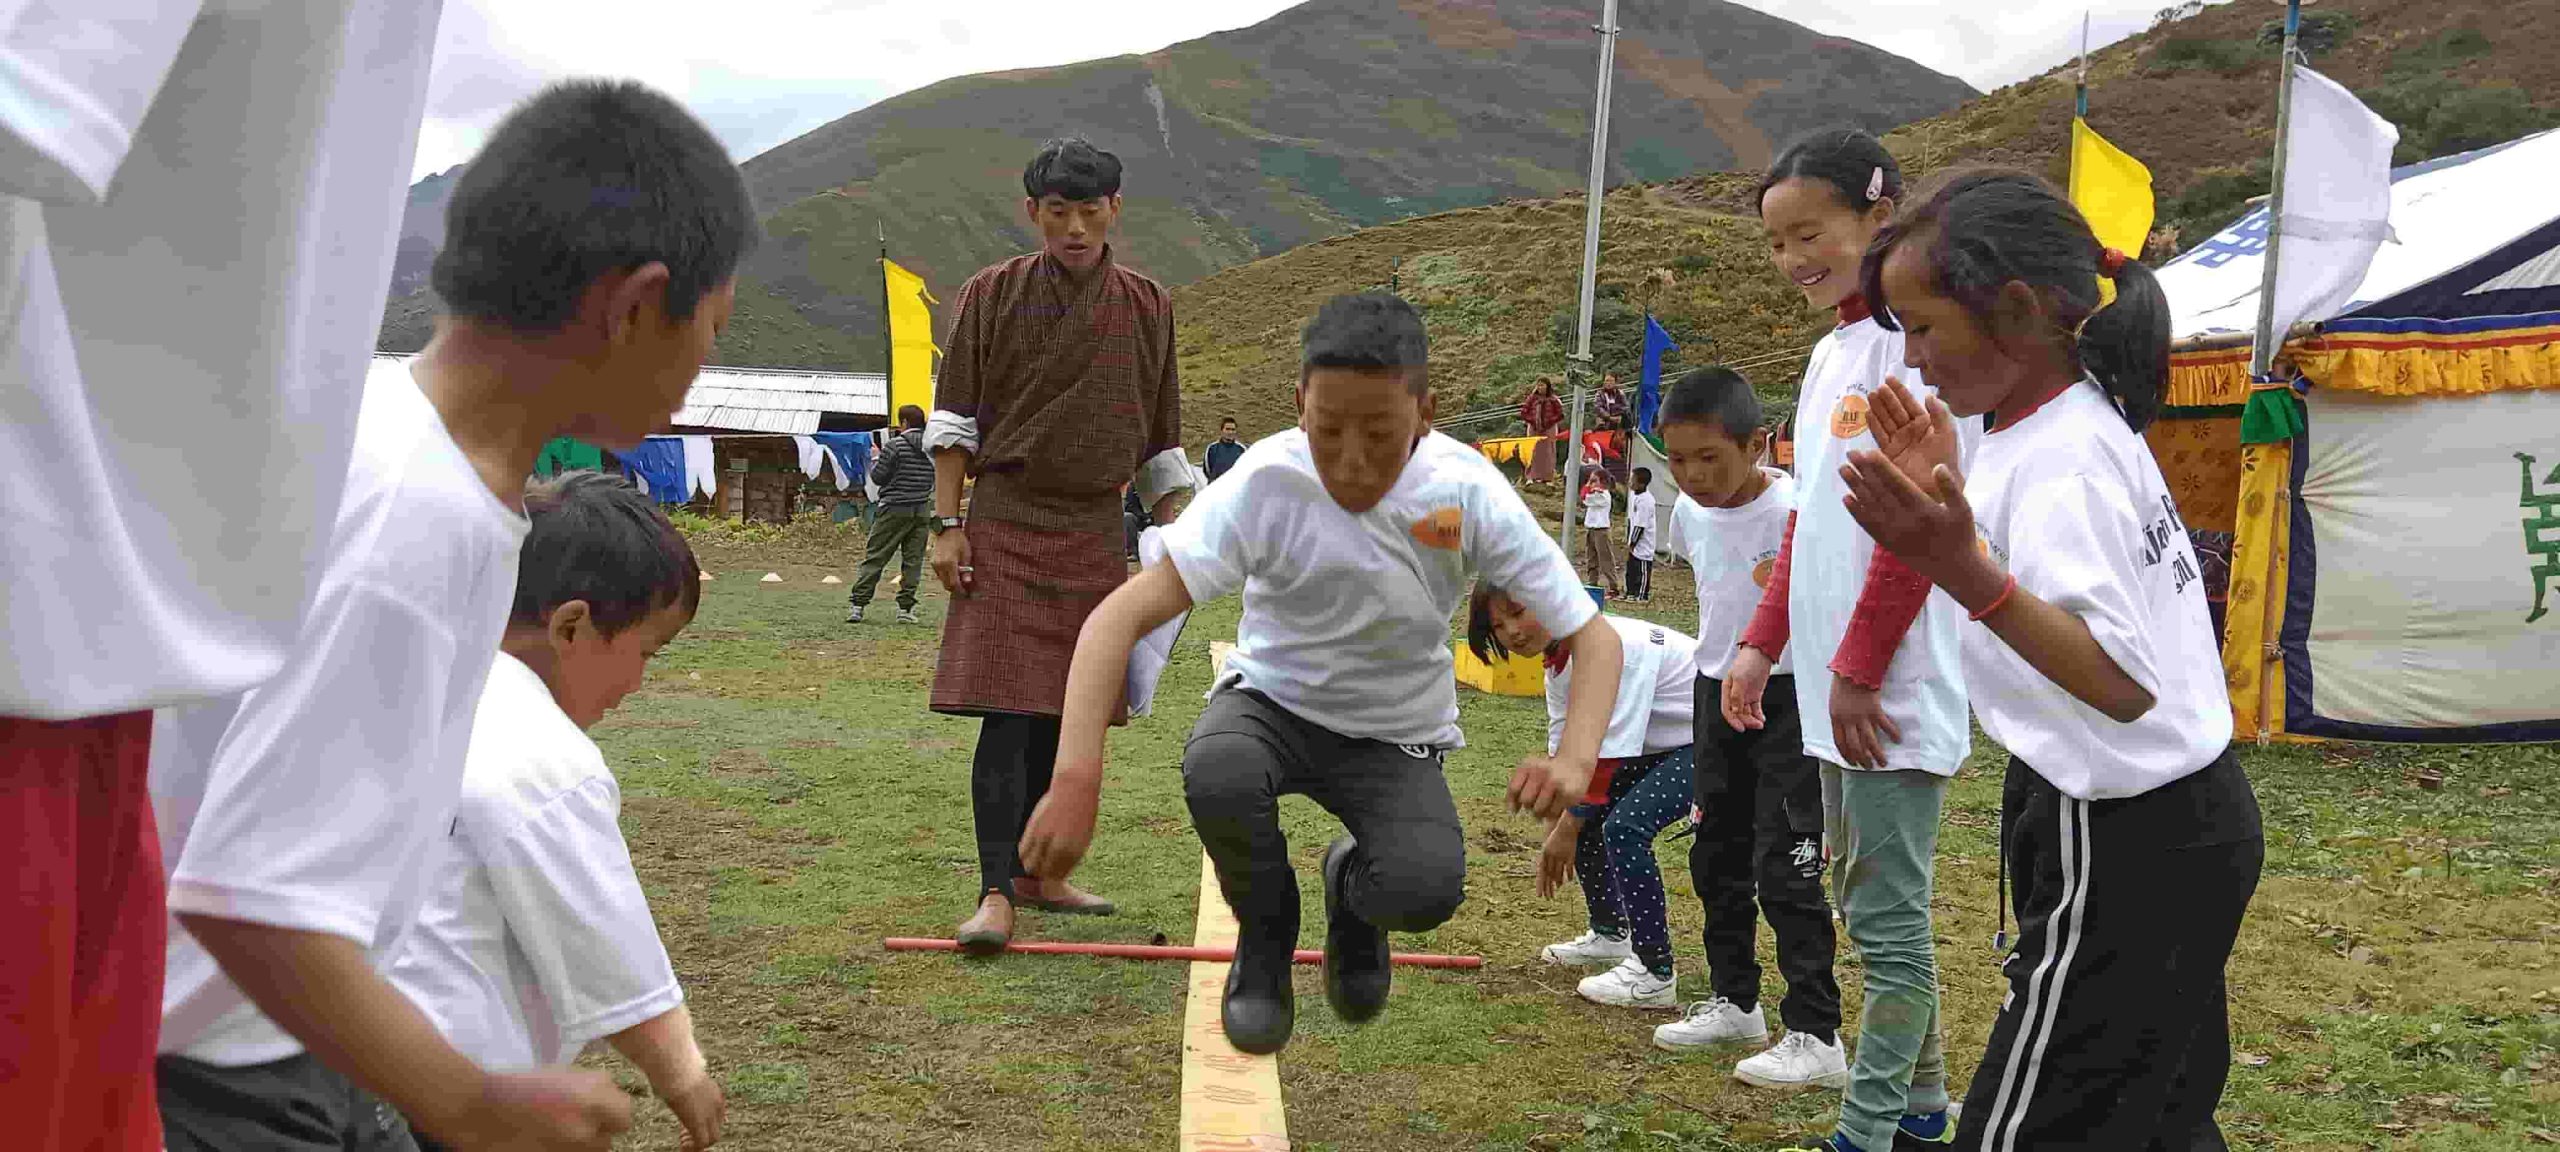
{"left": 533, "top": 437, "right": 606, "bottom": 477}
{"left": 2238, "top": 389, "right": 2306, "bottom": 446}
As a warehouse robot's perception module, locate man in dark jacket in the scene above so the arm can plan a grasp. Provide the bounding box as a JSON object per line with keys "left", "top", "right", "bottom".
{"left": 1203, "top": 417, "right": 1245, "bottom": 483}
{"left": 848, "top": 404, "right": 933, "bottom": 624}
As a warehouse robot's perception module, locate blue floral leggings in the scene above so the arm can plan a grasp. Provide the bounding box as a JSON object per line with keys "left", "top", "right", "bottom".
{"left": 1574, "top": 746, "right": 1697, "bottom": 977}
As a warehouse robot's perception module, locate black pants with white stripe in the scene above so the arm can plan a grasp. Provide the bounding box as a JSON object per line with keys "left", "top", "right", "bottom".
{"left": 1958, "top": 746, "right": 2262, "bottom": 1152}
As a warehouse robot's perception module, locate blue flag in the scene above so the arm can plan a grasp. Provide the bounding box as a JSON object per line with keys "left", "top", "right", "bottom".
{"left": 1638, "top": 314, "right": 1677, "bottom": 436}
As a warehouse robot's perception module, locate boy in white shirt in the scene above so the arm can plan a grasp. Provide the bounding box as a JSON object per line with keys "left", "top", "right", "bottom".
{"left": 1649, "top": 367, "right": 1845, "bottom": 1084}
{"left": 149, "top": 82, "right": 755, "bottom": 1152}
{"left": 1624, "top": 469, "right": 1659, "bottom": 602}
{"left": 393, "top": 473, "right": 722, "bottom": 1151}
{"left": 1015, "top": 292, "right": 1625, "bottom": 1054}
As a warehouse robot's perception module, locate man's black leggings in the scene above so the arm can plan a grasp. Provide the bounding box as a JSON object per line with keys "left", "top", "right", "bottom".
{"left": 971, "top": 713, "right": 1060, "bottom": 900}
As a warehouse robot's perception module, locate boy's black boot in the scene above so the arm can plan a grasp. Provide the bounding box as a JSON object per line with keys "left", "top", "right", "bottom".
{"left": 1222, "top": 901, "right": 1296, "bottom": 1054}
{"left": 1322, "top": 835, "right": 1392, "bottom": 1024}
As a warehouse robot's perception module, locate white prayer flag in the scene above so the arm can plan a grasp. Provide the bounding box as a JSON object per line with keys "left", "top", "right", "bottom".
{"left": 2260, "top": 64, "right": 2400, "bottom": 355}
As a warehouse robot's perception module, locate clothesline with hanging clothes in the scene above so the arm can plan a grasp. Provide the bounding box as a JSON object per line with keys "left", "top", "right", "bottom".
{"left": 617, "top": 431, "right": 884, "bottom": 505}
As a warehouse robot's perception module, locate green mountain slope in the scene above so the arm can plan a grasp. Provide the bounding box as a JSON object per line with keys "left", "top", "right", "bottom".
{"left": 1164, "top": 0, "right": 2560, "bottom": 446}
{"left": 709, "top": 0, "right": 1972, "bottom": 370}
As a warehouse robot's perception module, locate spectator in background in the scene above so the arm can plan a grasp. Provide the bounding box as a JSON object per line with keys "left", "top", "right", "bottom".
{"left": 848, "top": 405, "right": 932, "bottom": 625}
{"left": 1204, "top": 417, "right": 1246, "bottom": 484}
{"left": 1522, "top": 376, "right": 1567, "bottom": 438}
{"left": 1595, "top": 373, "right": 1631, "bottom": 433}
{"left": 1625, "top": 467, "right": 1657, "bottom": 602}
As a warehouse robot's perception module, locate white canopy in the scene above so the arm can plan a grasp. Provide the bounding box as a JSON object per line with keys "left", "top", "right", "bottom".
{"left": 2157, "top": 129, "right": 2560, "bottom": 339}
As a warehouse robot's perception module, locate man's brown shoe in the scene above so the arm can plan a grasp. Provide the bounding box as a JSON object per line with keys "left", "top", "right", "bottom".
{"left": 1017, "top": 879, "right": 1116, "bottom": 917}
{"left": 956, "top": 893, "right": 1014, "bottom": 956}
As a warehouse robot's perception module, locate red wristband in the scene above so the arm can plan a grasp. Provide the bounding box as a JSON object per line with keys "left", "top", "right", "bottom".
{"left": 1968, "top": 573, "right": 2019, "bottom": 621}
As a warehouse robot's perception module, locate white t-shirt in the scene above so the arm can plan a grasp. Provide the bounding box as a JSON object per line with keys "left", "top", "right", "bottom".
{"left": 1163, "top": 430, "right": 1597, "bottom": 748}
{"left": 390, "top": 654, "right": 684, "bottom": 1071}
{"left": 1582, "top": 487, "right": 1612, "bottom": 529}
{"left": 1786, "top": 317, "right": 1980, "bottom": 776}
{"left": 0, "top": 0, "right": 444, "bottom": 719}
{"left": 1626, "top": 490, "right": 1658, "bottom": 560}
{"left": 153, "top": 362, "right": 529, "bottom": 1066}
{"left": 1546, "top": 615, "right": 1697, "bottom": 758}
{"left": 1674, "top": 471, "right": 1798, "bottom": 680}
{"left": 1964, "top": 379, "right": 2233, "bottom": 800}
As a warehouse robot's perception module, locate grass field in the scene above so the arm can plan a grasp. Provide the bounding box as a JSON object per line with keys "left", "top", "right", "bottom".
{"left": 579, "top": 519, "right": 2558, "bottom": 1150}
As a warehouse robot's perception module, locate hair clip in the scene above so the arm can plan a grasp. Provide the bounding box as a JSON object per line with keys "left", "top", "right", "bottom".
{"left": 1865, "top": 166, "right": 1885, "bottom": 202}
{"left": 2098, "top": 247, "right": 2129, "bottom": 277}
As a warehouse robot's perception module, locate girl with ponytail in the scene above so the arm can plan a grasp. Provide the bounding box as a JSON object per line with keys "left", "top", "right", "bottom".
{"left": 1841, "top": 166, "right": 2263, "bottom": 1150}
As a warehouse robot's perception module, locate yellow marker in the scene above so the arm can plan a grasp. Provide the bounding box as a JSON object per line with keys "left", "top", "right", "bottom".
{"left": 1181, "top": 640, "right": 1289, "bottom": 1150}
{"left": 1178, "top": 854, "right": 1290, "bottom": 1151}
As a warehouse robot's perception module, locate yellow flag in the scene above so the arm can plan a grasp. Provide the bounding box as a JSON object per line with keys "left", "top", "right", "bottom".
{"left": 2069, "top": 117, "right": 2154, "bottom": 305}
{"left": 882, "top": 258, "right": 939, "bottom": 420}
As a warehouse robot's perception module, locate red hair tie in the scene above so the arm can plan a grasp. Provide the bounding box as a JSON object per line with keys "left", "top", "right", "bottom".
{"left": 2099, "top": 247, "right": 2129, "bottom": 277}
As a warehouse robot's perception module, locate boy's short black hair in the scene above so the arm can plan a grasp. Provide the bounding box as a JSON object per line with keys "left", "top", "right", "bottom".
{"left": 1024, "top": 138, "right": 1122, "bottom": 201}
{"left": 1301, "top": 291, "right": 1429, "bottom": 396}
{"left": 434, "top": 80, "right": 757, "bottom": 333}
{"left": 513, "top": 472, "right": 701, "bottom": 635}
{"left": 898, "top": 404, "right": 926, "bottom": 429}
{"left": 1221, "top": 416, "right": 1238, "bottom": 427}
{"left": 1632, "top": 466, "right": 1653, "bottom": 488}
{"left": 1657, "top": 366, "right": 1763, "bottom": 444}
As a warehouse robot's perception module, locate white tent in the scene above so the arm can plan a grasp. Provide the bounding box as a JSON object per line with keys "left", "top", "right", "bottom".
{"left": 2148, "top": 129, "right": 2560, "bottom": 743}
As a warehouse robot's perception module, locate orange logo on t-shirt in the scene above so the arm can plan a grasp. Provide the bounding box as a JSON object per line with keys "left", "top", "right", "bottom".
{"left": 1831, "top": 392, "right": 1871, "bottom": 439}
{"left": 1410, "top": 506, "right": 1463, "bottom": 551}
{"left": 1751, "top": 556, "right": 1777, "bottom": 588}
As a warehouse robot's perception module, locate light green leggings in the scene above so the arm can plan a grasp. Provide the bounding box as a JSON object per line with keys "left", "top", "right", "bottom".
{"left": 1823, "top": 764, "right": 1952, "bottom": 1152}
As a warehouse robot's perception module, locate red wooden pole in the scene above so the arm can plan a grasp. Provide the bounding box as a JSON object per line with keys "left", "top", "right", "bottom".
{"left": 881, "top": 937, "right": 1484, "bottom": 969}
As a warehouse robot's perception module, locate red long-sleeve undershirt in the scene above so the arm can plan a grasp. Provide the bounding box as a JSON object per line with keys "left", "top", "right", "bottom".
{"left": 1735, "top": 513, "right": 1935, "bottom": 691}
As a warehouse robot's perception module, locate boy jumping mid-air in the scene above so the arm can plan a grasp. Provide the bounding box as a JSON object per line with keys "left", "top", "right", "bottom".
{"left": 1018, "top": 292, "right": 1625, "bottom": 1054}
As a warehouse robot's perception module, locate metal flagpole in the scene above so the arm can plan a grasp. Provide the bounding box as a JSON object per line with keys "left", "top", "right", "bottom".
{"left": 2250, "top": 0, "right": 2303, "bottom": 380}
{"left": 1560, "top": 0, "right": 1620, "bottom": 557}
{"left": 2075, "top": 12, "right": 2091, "bottom": 119}
{"left": 877, "top": 220, "right": 895, "bottom": 384}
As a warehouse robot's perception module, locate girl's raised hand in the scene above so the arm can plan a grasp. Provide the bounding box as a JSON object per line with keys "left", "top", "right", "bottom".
{"left": 1839, "top": 440, "right": 1984, "bottom": 595}
{"left": 1867, "top": 377, "right": 1961, "bottom": 498}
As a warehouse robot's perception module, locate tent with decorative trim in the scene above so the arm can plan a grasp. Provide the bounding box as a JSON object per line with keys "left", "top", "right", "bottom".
{"left": 2149, "top": 128, "right": 2560, "bottom": 744}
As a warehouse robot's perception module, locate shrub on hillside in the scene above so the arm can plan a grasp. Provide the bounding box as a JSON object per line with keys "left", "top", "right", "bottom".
{"left": 2149, "top": 36, "right": 2260, "bottom": 76}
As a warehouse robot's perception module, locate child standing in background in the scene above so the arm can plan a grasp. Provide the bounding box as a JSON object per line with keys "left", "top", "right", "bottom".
{"left": 1582, "top": 468, "right": 1621, "bottom": 596}
{"left": 1624, "top": 468, "right": 1658, "bottom": 602}
{"left": 392, "top": 474, "right": 723, "bottom": 1152}
{"left": 1650, "top": 366, "right": 1846, "bottom": 1087}
{"left": 1842, "top": 167, "right": 2261, "bottom": 1152}
{"left": 1468, "top": 588, "right": 1697, "bottom": 1011}
{"left": 1726, "top": 129, "right": 1972, "bottom": 1151}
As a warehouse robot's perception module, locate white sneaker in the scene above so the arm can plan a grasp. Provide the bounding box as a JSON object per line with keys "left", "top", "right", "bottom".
{"left": 1732, "top": 1030, "right": 1850, "bottom": 1092}
{"left": 897, "top": 606, "right": 919, "bottom": 624}
{"left": 1577, "top": 958, "right": 1679, "bottom": 1010}
{"left": 1539, "top": 930, "right": 1634, "bottom": 967}
{"left": 1653, "top": 996, "right": 1769, "bottom": 1050}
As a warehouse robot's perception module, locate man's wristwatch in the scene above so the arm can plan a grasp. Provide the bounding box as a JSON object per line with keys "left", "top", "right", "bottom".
{"left": 930, "top": 516, "right": 965, "bottom": 535}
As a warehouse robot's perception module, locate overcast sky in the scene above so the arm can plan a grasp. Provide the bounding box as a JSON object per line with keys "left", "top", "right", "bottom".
{"left": 412, "top": 0, "right": 2224, "bottom": 180}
